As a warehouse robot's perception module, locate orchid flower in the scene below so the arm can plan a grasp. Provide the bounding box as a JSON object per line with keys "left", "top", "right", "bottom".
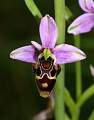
{"left": 10, "top": 15, "right": 86, "bottom": 98}
{"left": 68, "top": 0, "right": 94, "bottom": 35}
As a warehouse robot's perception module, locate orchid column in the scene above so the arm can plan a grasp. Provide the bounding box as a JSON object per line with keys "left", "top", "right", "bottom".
{"left": 54, "top": 0, "right": 65, "bottom": 120}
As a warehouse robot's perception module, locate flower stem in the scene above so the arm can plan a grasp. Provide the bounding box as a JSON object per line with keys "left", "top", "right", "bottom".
{"left": 74, "top": 35, "right": 82, "bottom": 100}
{"left": 54, "top": 0, "right": 65, "bottom": 120}
{"left": 74, "top": 35, "right": 81, "bottom": 120}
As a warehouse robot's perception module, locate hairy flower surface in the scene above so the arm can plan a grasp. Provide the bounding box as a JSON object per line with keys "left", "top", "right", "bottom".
{"left": 10, "top": 15, "right": 86, "bottom": 98}
{"left": 68, "top": 0, "right": 94, "bottom": 35}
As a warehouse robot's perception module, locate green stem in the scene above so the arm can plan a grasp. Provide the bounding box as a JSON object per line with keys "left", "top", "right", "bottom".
{"left": 54, "top": 66, "right": 65, "bottom": 120}
{"left": 76, "top": 60, "right": 82, "bottom": 99}
{"left": 77, "top": 85, "right": 94, "bottom": 108}
{"left": 54, "top": 0, "right": 65, "bottom": 120}
{"left": 74, "top": 35, "right": 82, "bottom": 100}
{"left": 74, "top": 35, "right": 81, "bottom": 120}
{"left": 54, "top": 1, "right": 65, "bottom": 43}
{"left": 64, "top": 88, "right": 78, "bottom": 120}
{"left": 64, "top": 88, "right": 76, "bottom": 117}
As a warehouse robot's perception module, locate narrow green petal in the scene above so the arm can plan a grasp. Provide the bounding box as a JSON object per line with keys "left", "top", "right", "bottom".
{"left": 43, "top": 48, "right": 52, "bottom": 60}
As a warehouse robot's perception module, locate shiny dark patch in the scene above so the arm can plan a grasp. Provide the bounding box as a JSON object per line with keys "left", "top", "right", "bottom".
{"left": 56, "top": 65, "right": 61, "bottom": 76}
{"left": 36, "top": 67, "right": 41, "bottom": 76}
{"left": 51, "top": 67, "right": 56, "bottom": 77}
{"left": 39, "top": 56, "right": 45, "bottom": 62}
{"left": 32, "top": 64, "right": 41, "bottom": 76}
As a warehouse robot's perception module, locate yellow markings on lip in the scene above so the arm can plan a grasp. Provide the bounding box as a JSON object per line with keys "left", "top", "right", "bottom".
{"left": 42, "top": 83, "right": 48, "bottom": 88}
{"left": 39, "top": 91, "right": 50, "bottom": 98}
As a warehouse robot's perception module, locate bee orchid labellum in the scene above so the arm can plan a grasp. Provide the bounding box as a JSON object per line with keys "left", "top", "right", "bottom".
{"left": 32, "top": 48, "right": 61, "bottom": 98}
{"left": 10, "top": 15, "right": 86, "bottom": 98}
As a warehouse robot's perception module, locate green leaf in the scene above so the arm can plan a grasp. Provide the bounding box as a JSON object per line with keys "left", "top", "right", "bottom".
{"left": 77, "top": 85, "right": 94, "bottom": 108}
{"left": 64, "top": 88, "right": 77, "bottom": 116}
{"left": 24, "top": 0, "right": 42, "bottom": 22}
{"left": 88, "top": 110, "right": 94, "bottom": 120}
{"left": 65, "top": 113, "right": 70, "bottom": 120}
{"left": 65, "top": 6, "right": 73, "bottom": 21}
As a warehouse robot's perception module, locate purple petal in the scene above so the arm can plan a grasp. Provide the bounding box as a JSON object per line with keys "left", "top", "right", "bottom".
{"left": 31, "top": 41, "right": 42, "bottom": 50}
{"left": 39, "top": 15, "right": 58, "bottom": 48}
{"left": 10, "top": 45, "right": 37, "bottom": 63}
{"left": 79, "top": 0, "right": 94, "bottom": 13}
{"left": 52, "top": 44, "right": 86, "bottom": 64}
{"left": 68, "top": 13, "right": 94, "bottom": 35}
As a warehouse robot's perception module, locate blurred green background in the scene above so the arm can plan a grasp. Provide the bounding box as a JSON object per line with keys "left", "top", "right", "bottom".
{"left": 0, "top": 0, "right": 94, "bottom": 120}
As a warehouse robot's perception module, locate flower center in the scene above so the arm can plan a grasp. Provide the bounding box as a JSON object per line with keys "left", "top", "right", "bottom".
{"left": 39, "top": 56, "right": 53, "bottom": 70}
